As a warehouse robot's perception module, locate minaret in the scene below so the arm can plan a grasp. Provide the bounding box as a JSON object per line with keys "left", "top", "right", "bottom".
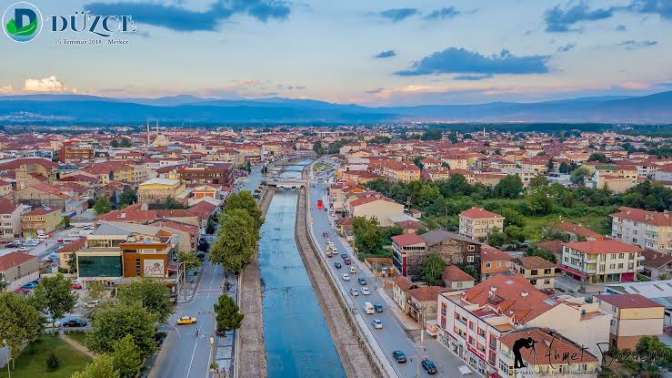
{"left": 146, "top": 122, "right": 150, "bottom": 147}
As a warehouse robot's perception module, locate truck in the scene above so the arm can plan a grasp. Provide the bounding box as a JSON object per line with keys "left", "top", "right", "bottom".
{"left": 363, "top": 302, "right": 374, "bottom": 315}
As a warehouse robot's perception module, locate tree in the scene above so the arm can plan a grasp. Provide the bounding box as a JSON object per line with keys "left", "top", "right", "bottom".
{"left": 60, "top": 216, "right": 71, "bottom": 229}
{"left": 422, "top": 254, "right": 446, "bottom": 286}
{"left": 94, "top": 197, "right": 112, "bottom": 214}
{"left": 558, "top": 161, "right": 571, "bottom": 174}
{"left": 214, "top": 294, "right": 244, "bottom": 333}
{"left": 487, "top": 231, "right": 507, "bottom": 248}
{"left": 529, "top": 175, "right": 548, "bottom": 189}
{"left": 210, "top": 209, "right": 257, "bottom": 274}
{"left": 352, "top": 217, "right": 385, "bottom": 256}
{"left": 87, "top": 303, "right": 157, "bottom": 356}
{"left": 30, "top": 273, "right": 77, "bottom": 327}
{"left": 570, "top": 167, "right": 590, "bottom": 187}
{"left": 177, "top": 251, "right": 202, "bottom": 273}
{"left": 46, "top": 351, "right": 60, "bottom": 371}
{"left": 119, "top": 188, "right": 137, "bottom": 208}
{"left": 223, "top": 191, "right": 263, "bottom": 230}
{"left": 0, "top": 293, "right": 42, "bottom": 365}
{"left": 88, "top": 281, "right": 106, "bottom": 301}
{"left": 117, "top": 279, "right": 172, "bottom": 323}
{"left": 494, "top": 175, "right": 523, "bottom": 199}
{"left": 421, "top": 129, "right": 443, "bottom": 141}
{"left": 111, "top": 335, "right": 143, "bottom": 378}
{"left": 413, "top": 156, "right": 424, "bottom": 171}
{"left": 587, "top": 152, "right": 610, "bottom": 163}
{"left": 72, "top": 354, "right": 120, "bottom": 378}
{"left": 312, "top": 141, "right": 325, "bottom": 155}
{"left": 526, "top": 247, "right": 557, "bottom": 263}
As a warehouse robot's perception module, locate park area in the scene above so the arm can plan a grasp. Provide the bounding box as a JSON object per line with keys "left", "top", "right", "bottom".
{"left": 0, "top": 335, "right": 92, "bottom": 378}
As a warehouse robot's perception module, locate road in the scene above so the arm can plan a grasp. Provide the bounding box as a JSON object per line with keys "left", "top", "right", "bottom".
{"left": 308, "top": 160, "right": 467, "bottom": 378}
{"left": 150, "top": 167, "right": 263, "bottom": 378}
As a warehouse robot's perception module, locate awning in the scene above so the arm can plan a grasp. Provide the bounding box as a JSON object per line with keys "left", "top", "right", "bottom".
{"left": 557, "top": 264, "right": 587, "bottom": 277}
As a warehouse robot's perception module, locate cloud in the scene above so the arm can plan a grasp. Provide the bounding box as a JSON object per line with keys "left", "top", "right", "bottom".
{"left": 379, "top": 8, "right": 419, "bottom": 22}
{"left": 0, "top": 85, "right": 13, "bottom": 94}
{"left": 424, "top": 7, "right": 460, "bottom": 20}
{"left": 24, "top": 76, "right": 72, "bottom": 92}
{"left": 396, "top": 48, "right": 549, "bottom": 76}
{"left": 615, "top": 24, "right": 627, "bottom": 31}
{"left": 374, "top": 50, "right": 396, "bottom": 59}
{"left": 84, "top": 0, "right": 291, "bottom": 32}
{"left": 544, "top": 2, "right": 614, "bottom": 32}
{"left": 628, "top": 0, "right": 672, "bottom": 20}
{"left": 453, "top": 74, "right": 493, "bottom": 81}
{"left": 618, "top": 40, "right": 658, "bottom": 49}
{"left": 365, "top": 88, "right": 384, "bottom": 94}
{"left": 557, "top": 43, "right": 576, "bottom": 52}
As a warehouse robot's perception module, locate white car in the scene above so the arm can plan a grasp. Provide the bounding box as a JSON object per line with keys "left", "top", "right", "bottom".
{"left": 361, "top": 287, "right": 370, "bottom": 295}
{"left": 372, "top": 319, "right": 383, "bottom": 329}
{"left": 350, "top": 288, "right": 359, "bottom": 296}
{"left": 342, "top": 274, "right": 351, "bottom": 281}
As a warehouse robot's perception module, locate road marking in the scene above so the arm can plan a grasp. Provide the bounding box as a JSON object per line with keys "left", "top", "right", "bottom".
{"left": 185, "top": 336, "right": 199, "bottom": 377}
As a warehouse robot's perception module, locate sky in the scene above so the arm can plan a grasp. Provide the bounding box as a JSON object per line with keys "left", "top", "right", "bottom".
{"left": 1, "top": 0, "right": 671, "bottom": 106}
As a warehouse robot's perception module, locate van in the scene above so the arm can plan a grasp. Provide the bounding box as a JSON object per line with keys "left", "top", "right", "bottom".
{"left": 363, "top": 302, "right": 374, "bottom": 315}
{"left": 349, "top": 266, "right": 356, "bottom": 274}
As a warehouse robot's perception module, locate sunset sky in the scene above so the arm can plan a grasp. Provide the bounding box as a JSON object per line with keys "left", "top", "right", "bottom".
{"left": 1, "top": 0, "right": 671, "bottom": 105}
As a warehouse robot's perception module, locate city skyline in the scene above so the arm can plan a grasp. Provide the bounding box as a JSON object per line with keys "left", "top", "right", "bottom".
{"left": 1, "top": 0, "right": 671, "bottom": 105}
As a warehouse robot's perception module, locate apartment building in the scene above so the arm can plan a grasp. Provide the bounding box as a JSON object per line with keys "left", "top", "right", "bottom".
{"left": 21, "top": 207, "right": 61, "bottom": 237}
{"left": 347, "top": 194, "right": 404, "bottom": 227}
{"left": 459, "top": 207, "right": 504, "bottom": 241}
{"left": 511, "top": 256, "right": 558, "bottom": 290}
{"left": 0, "top": 199, "right": 27, "bottom": 241}
{"left": 596, "top": 293, "right": 664, "bottom": 350}
{"left": 611, "top": 207, "right": 672, "bottom": 253}
{"left": 480, "top": 245, "right": 512, "bottom": 281}
{"left": 559, "top": 240, "right": 642, "bottom": 284}
{"left": 138, "top": 178, "right": 188, "bottom": 205}
{"left": 0, "top": 252, "right": 39, "bottom": 292}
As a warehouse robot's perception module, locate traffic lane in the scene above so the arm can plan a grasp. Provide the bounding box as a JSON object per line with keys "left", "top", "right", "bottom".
{"left": 311, "top": 184, "right": 460, "bottom": 378}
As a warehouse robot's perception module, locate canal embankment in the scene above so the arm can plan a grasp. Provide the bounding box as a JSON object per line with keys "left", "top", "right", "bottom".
{"left": 235, "top": 187, "right": 274, "bottom": 378}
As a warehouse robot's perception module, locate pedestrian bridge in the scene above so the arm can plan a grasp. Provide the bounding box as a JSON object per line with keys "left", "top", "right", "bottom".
{"left": 262, "top": 179, "right": 306, "bottom": 189}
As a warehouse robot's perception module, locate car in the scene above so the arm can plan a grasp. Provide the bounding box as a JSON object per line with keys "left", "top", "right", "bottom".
{"left": 361, "top": 287, "right": 370, "bottom": 295}
{"left": 358, "top": 278, "right": 367, "bottom": 285}
{"left": 392, "top": 351, "right": 407, "bottom": 363}
{"left": 334, "top": 262, "right": 342, "bottom": 269}
{"left": 63, "top": 318, "right": 87, "bottom": 327}
{"left": 340, "top": 253, "right": 348, "bottom": 259}
{"left": 176, "top": 316, "right": 198, "bottom": 325}
{"left": 350, "top": 288, "right": 359, "bottom": 296}
{"left": 70, "top": 283, "right": 82, "bottom": 290}
{"left": 374, "top": 304, "right": 384, "bottom": 313}
{"left": 21, "top": 281, "right": 38, "bottom": 289}
{"left": 421, "top": 359, "right": 438, "bottom": 375}
{"left": 371, "top": 319, "right": 383, "bottom": 329}
{"left": 344, "top": 258, "right": 351, "bottom": 265}
{"left": 342, "top": 274, "right": 351, "bottom": 281}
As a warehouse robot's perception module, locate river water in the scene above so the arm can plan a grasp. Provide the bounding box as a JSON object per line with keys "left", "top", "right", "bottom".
{"left": 258, "top": 161, "right": 346, "bottom": 378}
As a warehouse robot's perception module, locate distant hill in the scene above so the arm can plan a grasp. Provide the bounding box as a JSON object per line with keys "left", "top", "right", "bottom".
{"left": 0, "top": 91, "right": 671, "bottom": 124}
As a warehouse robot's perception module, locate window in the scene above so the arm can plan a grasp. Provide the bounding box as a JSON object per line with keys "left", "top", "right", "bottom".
{"left": 485, "top": 262, "right": 491, "bottom": 268}
{"left": 618, "top": 263, "right": 623, "bottom": 269}
{"left": 610, "top": 264, "right": 616, "bottom": 269}
{"left": 467, "top": 255, "right": 475, "bottom": 263}
{"left": 618, "top": 253, "right": 624, "bottom": 259}
{"left": 530, "top": 269, "right": 538, "bottom": 276}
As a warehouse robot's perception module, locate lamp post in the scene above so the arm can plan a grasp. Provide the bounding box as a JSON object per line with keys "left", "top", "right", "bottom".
{"left": 209, "top": 336, "right": 217, "bottom": 377}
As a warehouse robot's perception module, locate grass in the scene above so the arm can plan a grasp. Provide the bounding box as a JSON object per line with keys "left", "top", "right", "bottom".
{"left": 0, "top": 335, "right": 92, "bottom": 378}
{"left": 64, "top": 331, "right": 89, "bottom": 348}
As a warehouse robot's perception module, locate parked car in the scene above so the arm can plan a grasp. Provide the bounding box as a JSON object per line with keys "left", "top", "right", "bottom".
{"left": 21, "top": 281, "right": 38, "bottom": 289}
{"left": 361, "top": 287, "right": 370, "bottom": 295}
{"left": 374, "top": 304, "right": 384, "bottom": 313}
{"left": 350, "top": 288, "right": 359, "bottom": 296}
{"left": 177, "top": 316, "right": 198, "bottom": 325}
{"left": 70, "top": 283, "right": 82, "bottom": 290}
{"left": 358, "top": 278, "right": 367, "bottom": 285}
{"left": 334, "top": 262, "right": 342, "bottom": 269}
{"left": 342, "top": 274, "right": 351, "bottom": 281}
{"left": 421, "top": 359, "right": 438, "bottom": 375}
{"left": 344, "top": 258, "right": 351, "bottom": 265}
{"left": 63, "top": 318, "right": 87, "bottom": 327}
{"left": 392, "top": 350, "right": 407, "bottom": 363}
{"left": 372, "top": 319, "right": 383, "bottom": 329}
{"left": 340, "top": 253, "right": 348, "bottom": 259}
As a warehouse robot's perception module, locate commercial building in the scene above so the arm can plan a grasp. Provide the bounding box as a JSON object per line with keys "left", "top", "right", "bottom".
{"left": 21, "top": 207, "right": 62, "bottom": 237}
{"left": 559, "top": 240, "right": 642, "bottom": 284}
{"left": 138, "top": 178, "right": 188, "bottom": 205}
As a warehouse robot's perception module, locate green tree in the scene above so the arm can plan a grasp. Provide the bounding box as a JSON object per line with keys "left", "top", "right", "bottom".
{"left": 587, "top": 152, "right": 610, "bottom": 163}
{"left": 570, "top": 167, "right": 590, "bottom": 187}
{"left": 421, "top": 254, "right": 446, "bottom": 286}
{"left": 527, "top": 190, "right": 554, "bottom": 215}
{"left": 529, "top": 175, "right": 548, "bottom": 189}
{"left": 46, "top": 351, "right": 60, "bottom": 371}
{"left": 111, "top": 335, "right": 143, "bottom": 378}
{"left": 117, "top": 279, "right": 172, "bottom": 323}
{"left": 487, "top": 231, "right": 507, "bottom": 248}
{"left": 119, "top": 188, "right": 137, "bottom": 208}
{"left": 30, "top": 273, "right": 77, "bottom": 327}
{"left": 177, "top": 251, "right": 202, "bottom": 273}
{"left": 352, "top": 217, "right": 385, "bottom": 256}
{"left": 94, "top": 197, "right": 112, "bottom": 214}
{"left": 210, "top": 209, "right": 257, "bottom": 274}
{"left": 72, "top": 354, "right": 120, "bottom": 378}
{"left": 421, "top": 129, "right": 443, "bottom": 141}
{"left": 526, "top": 247, "right": 557, "bottom": 263}
{"left": 87, "top": 281, "right": 106, "bottom": 301}
{"left": 312, "top": 141, "right": 325, "bottom": 155}
{"left": 223, "top": 191, "right": 263, "bottom": 229}
{"left": 87, "top": 303, "right": 157, "bottom": 357}
{"left": 413, "top": 156, "right": 424, "bottom": 171}
{"left": 494, "top": 175, "right": 524, "bottom": 198}
{"left": 0, "top": 293, "right": 42, "bottom": 365}
{"left": 214, "top": 294, "right": 244, "bottom": 333}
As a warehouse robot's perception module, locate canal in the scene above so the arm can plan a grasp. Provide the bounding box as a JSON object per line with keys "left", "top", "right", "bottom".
{"left": 258, "top": 161, "right": 346, "bottom": 378}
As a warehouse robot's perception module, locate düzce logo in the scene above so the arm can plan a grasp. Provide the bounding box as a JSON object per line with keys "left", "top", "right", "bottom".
{"left": 3, "top": 2, "right": 42, "bottom": 42}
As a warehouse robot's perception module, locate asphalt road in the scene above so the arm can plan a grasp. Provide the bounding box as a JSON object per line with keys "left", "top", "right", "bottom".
{"left": 150, "top": 168, "right": 262, "bottom": 378}
{"left": 309, "top": 161, "right": 467, "bottom": 378}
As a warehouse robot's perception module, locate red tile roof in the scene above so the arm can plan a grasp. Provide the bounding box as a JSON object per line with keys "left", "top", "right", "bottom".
{"left": 391, "top": 234, "right": 425, "bottom": 247}
{"left": 0, "top": 198, "right": 17, "bottom": 214}
{"left": 597, "top": 293, "right": 663, "bottom": 309}
{"left": 442, "top": 265, "right": 474, "bottom": 282}
{"left": 0, "top": 252, "right": 37, "bottom": 271}
{"left": 500, "top": 328, "right": 598, "bottom": 366}
{"left": 611, "top": 207, "right": 672, "bottom": 227}
{"left": 554, "top": 222, "right": 605, "bottom": 240}
{"left": 58, "top": 238, "right": 86, "bottom": 254}
{"left": 481, "top": 245, "right": 511, "bottom": 262}
{"left": 514, "top": 256, "right": 556, "bottom": 270}
{"left": 408, "top": 286, "right": 448, "bottom": 302}
{"left": 460, "top": 207, "right": 502, "bottom": 219}
{"left": 564, "top": 239, "right": 641, "bottom": 255}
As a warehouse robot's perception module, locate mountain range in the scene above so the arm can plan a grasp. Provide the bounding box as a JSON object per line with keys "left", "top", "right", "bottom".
{"left": 0, "top": 91, "right": 671, "bottom": 124}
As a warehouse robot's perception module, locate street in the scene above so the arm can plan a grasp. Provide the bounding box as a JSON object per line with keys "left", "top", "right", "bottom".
{"left": 308, "top": 161, "right": 467, "bottom": 378}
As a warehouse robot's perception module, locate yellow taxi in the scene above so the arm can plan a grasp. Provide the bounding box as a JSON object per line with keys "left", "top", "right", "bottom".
{"left": 176, "top": 316, "right": 197, "bottom": 325}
